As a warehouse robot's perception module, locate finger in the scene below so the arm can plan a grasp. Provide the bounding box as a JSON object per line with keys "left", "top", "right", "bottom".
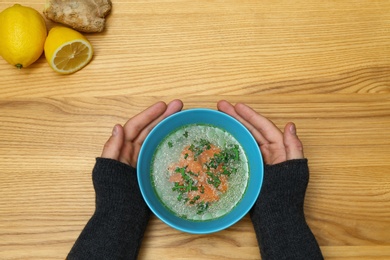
{"left": 121, "top": 99, "right": 183, "bottom": 167}
{"left": 159, "top": 99, "right": 184, "bottom": 123}
{"left": 123, "top": 101, "right": 168, "bottom": 141}
{"left": 101, "top": 124, "right": 124, "bottom": 160}
{"left": 234, "top": 102, "right": 283, "bottom": 145}
{"left": 217, "top": 100, "right": 240, "bottom": 118}
{"left": 283, "top": 122, "right": 304, "bottom": 160}
{"left": 133, "top": 99, "right": 184, "bottom": 144}
{"left": 217, "top": 100, "right": 268, "bottom": 145}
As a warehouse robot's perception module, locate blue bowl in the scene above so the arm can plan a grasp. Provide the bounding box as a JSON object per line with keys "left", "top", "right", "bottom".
{"left": 137, "top": 108, "right": 263, "bottom": 234}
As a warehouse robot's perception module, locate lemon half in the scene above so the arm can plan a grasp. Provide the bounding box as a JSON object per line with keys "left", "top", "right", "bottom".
{"left": 44, "top": 26, "right": 93, "bottom": 74}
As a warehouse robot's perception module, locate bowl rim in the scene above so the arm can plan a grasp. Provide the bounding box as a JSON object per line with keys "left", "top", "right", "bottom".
{"left": 137, "top": 108, "right": 263, "bottom": 234}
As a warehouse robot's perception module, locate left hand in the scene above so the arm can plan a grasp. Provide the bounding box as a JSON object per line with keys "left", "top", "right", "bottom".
{"left": 101, "top": 100, "right": 184, "bottom": 167}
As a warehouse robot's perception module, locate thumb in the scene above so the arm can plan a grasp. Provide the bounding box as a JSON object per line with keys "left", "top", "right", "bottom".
{"left": 101, "top": 124, "right": 124, "bottom": 160}
{"left": 283, "top": 122, "right": 304, "bottom": 160}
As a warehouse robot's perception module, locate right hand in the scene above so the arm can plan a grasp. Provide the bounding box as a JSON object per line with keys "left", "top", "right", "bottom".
{"left": 217, "top": 100, "right": 304, "bottom": 165}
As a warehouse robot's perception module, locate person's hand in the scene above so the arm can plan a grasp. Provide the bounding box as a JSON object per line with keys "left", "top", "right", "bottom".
{"left": 217, "top": 100, "right": 303, "bottom": 165}
{"left": 101, "top": 100, "right": 184, "bottom": 167}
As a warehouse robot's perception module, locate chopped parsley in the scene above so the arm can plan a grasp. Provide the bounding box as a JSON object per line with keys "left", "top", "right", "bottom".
{"left": 169, "top": 140, "right": 241, "bottom": 215}
{"left": 196, "top": 201, "right": 209, "bottom": 215}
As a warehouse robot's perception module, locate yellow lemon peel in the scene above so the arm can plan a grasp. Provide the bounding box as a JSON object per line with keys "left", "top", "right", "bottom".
{"left": 0, "top": 4, "right": 47, "bottom": 69}
{"left": 44, "top": 26, "right": 93, "bottom": 74}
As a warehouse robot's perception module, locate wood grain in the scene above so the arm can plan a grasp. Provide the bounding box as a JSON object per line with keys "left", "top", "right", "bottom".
{"left": 0, "top": 0, "right": 389, "bottom": 259}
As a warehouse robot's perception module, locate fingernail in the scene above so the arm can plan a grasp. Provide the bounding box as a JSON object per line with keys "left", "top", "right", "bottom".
{"left": 290, "top": 123, "right": 296, "bottom": 135}
{"left": 112, "top": 125, "right": 119, "bottom": 136}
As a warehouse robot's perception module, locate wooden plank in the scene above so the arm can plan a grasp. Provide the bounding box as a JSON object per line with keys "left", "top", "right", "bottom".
{"left": 0, "top": 0, "right": 389, "bottom": 259}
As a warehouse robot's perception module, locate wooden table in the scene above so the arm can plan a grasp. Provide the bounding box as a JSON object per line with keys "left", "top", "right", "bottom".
{"left": 1, "top": 1, "right": 389, "bottom": 259}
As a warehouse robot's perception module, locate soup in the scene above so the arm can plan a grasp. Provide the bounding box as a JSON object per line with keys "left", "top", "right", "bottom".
{"left": 151, "top": 124, "right": 249, "bottom": 221}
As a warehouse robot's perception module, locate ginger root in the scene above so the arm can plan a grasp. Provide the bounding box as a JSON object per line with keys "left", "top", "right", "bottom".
{"left": 43, "top": 0, "right": 112, "bottom": 33}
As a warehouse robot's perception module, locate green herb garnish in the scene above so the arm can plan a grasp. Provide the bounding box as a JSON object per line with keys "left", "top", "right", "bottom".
{"left": 206, "top": 171, "right": 221, "bottom": 188}
{"left": 196, "top": 201, "right": 209, "bottom": 214}
{"left": 170, "top": 140, "right": 241, "bottom": 216}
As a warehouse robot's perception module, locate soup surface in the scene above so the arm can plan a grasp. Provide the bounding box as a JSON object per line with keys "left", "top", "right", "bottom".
{"left": 151, "top": 124, "right": 249, "bottom": 221}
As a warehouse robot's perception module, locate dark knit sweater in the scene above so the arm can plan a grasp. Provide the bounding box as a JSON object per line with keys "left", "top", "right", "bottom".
{"left": 67, "top": 158, "right": 151, "bottom": 259}
{"left": 67, "top": 158, "right": 323, "bottom": 260}
{"left": 251, "top": 159, "right": 323, "bottom": 260}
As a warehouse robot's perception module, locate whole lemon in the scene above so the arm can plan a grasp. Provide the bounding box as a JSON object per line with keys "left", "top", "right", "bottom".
{"left": 0, "top": 4, "right": 47, "bottom": 69}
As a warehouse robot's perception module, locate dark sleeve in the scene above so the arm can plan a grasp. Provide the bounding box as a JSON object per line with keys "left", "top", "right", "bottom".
{"left": 250, "top": 159, "right": 323, "bottom": 260}
{"left": 67, "top": 158, "right": 151, "bottom": 260}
